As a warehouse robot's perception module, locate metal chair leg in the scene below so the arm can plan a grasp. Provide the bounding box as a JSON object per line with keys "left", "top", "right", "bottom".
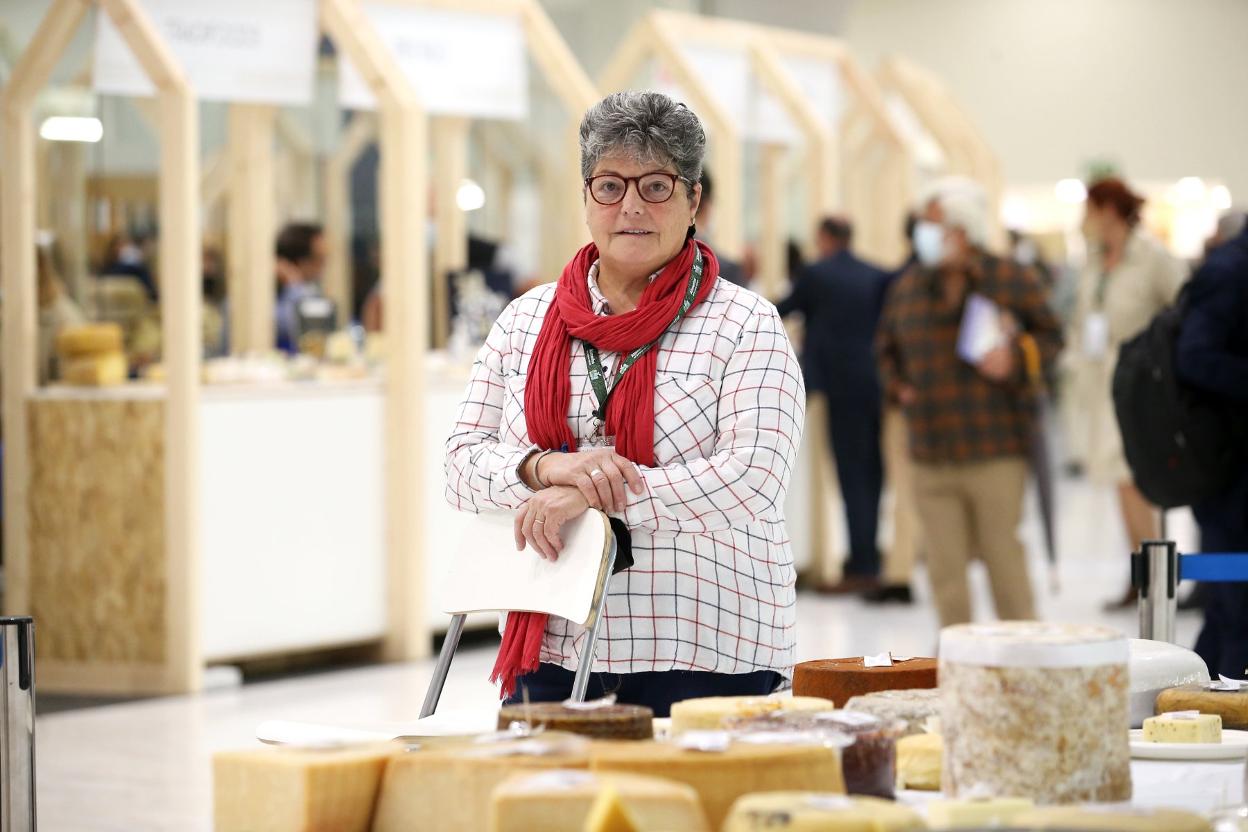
{"left": 420, "top": 614, "right": 466, "bottom": 718}
{"left": 571, "top": 538, "right": 617, "bottom": 703}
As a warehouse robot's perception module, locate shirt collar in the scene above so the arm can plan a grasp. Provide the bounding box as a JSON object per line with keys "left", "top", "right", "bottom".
{"left": 586, "top": 259, "right": 661, "bottom": 316}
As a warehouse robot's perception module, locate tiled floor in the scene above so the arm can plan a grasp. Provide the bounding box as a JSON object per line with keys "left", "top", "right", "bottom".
{"left": 34, "top": 473, "right": 1206, "bottom": 830}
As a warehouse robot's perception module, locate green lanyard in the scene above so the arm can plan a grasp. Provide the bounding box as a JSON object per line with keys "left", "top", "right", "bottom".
{"left": 583, "top": 248, "right": 705, "bottom": 427}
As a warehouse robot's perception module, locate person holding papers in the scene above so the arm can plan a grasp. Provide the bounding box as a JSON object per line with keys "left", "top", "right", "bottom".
{"left": 876, "top": 180, "right": 1062, "bottom": 628}
{"left": 445, "top": 92, "right": 805, "bottom": 715}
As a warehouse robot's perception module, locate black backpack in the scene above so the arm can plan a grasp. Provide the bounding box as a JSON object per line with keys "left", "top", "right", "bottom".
{"left": 1112, "top": 285, "right": 1245, "bottom": 508}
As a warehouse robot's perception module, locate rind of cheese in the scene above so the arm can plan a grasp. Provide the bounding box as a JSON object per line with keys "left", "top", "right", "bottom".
{"left": 589, "top": 740, "right": 844, "bottom": 829}
{"left": 1012, "top": 806, "right": 1213, "bottom": 831}
{"left": 489, "top": 769, "right": 708, "bottom": 832}
{"left": 925, "top": 797, "right": 1034, "bottom": 829}
{"left": 669, "top": 695, "right": 833, "bottom": 734}
{"left": 843, "top": 689, "right": 941, "bottom": 737}
{"left": 212, "top": 744, "right": 397, "bottom": 832}
{"left": 1142, "top": 712, "right": 1222, "bottom": 743}
{"left": 1156, "top": 684, "right": 1248, "bottom": 729}
{"left": 722, "top": 792, "right": 925, "bottom": 831}
{"left": 61, "top": 352, "right": 127, "bottom": 386}
{"left": 895, "top": 733, "right": 942, "bottom": 791}
{"left": 372, "top": 735, "right": 591, "bottom": 832}
{"left": 56, "top": 323, "right": 124, "bottom": 358}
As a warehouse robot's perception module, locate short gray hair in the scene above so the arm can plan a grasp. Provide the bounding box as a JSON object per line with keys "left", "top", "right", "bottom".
{"left": 579, "top": 91, "right": 706, "bottom": 197}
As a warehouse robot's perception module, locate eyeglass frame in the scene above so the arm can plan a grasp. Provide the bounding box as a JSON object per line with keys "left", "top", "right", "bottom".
{"left": 583, "top": 171, "right": 693, "bottom": 206}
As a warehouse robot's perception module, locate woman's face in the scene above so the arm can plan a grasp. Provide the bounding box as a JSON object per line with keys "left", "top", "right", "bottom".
{"left": 584, "top": 152, "right": 700, "bottom": 277}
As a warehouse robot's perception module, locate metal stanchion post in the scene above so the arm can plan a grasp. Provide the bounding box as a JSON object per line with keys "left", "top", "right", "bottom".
{"left": 1136, "top": 541, "right": 1178, "bottom": 644}
{"left": 0, "top": 616, "right": 36, "bottom": 831}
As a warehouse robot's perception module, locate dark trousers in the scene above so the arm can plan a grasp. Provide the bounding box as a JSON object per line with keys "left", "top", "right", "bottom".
{"left": 1193, "top": 468, "right": 1248, "bottom": 679}
{"left": 827, "top": 398, "right": 883, "bottom": 577}
{"left": 504, "top": 662, "right": 783, "bottom": 718}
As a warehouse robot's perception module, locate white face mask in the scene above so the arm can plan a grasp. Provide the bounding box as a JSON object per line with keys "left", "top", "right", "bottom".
{"left": 913, "top": 221, "right": 946, "bottom": 267}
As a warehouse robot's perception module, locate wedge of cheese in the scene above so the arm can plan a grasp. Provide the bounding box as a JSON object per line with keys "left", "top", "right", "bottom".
{"left": 895, "top": 733, "right": 942, "bottom": 791}
{"left": 1012, "top": 806, "right": 1212, "bottom": 831}
{"left": 212, "top": 744, "right": 397, "bottom": 832}
{"left": 589, "top": 739, "right": 844, "bottom": 829}
{"left": 925, "top": 797, "right": 1034, "bottom": 829}
{"left": 489, "top": 769, "right": 708, "bottom": 832}
{"left": 1143, "top": 711, "right": 1222, "bottom": 743}
{"left": 722, "top": 793, "right": 925, "bottom": 831}
{"left": 372, "top": 734, "right": 591, "bottom": 832}
{"left": 669, "top": 695, "right": 833, "bottom": 734}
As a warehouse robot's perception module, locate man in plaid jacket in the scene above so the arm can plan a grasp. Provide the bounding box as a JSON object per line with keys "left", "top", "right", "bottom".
{"left": 877, "top": 181, "right": 1063, "bottom": 627}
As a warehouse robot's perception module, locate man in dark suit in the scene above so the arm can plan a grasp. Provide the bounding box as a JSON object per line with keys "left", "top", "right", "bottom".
{"left": 778, "top": 217, "right": 891, "bottom": 592}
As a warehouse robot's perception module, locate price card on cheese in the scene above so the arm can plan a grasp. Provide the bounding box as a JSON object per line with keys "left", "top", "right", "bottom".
{"left": 337, "top": 4, "right": 528, "bottom": 119}
{"left": 93, "top": 0, "right": 319, "bottom": 105}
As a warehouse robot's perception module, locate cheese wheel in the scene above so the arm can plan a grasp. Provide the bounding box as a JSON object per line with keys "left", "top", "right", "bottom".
{"left": 940, "top": 622, "right": 1131, "bottom": 804}
{"left": 723, "top": 793, "right": 925, "bottom": 831}
{"left": 793, "top": 658, "right": 937, "bottom": 707}
{"left": 496, "top": 703, "right": 654, "bottom": 740}
{"left": 212, "top": 745, "right": 397, "bottom": 832}
{"left": 1156, "top": 684, "right": 1248, "bottom": 729}
{"left": 895, "top": 733, "right": 942, "bottom": 791}
{"left": 669, "top": 695, "right": 833, "bottom": 734}
{"left": 1012, "top": 806, "right": 1212, "bottom": 831}
{"left": 61, "top": 352, "right": 128, "bottom": 386}
{"left": 1128, "top": 639, "right": 1210, "bottom": 727}
{"left": 843, "top": 688, "right": 941, "bottom": 737}
{"left": 56, "top": 323, "right": 124, "bottom": 358}
{"left": 589, "top": 740, "right": 845, "bottom": 829}
{"left": 489, "top": 769, "right": 709, "bottom": 832}
{"left": 925, "top": 797, "right": 1034, "bottom": 829}
{"left": 372, "top": 734, "right": 591, "bottom": 832}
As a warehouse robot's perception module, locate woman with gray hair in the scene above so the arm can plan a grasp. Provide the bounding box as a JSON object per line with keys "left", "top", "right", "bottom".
{"left": 445, "top": 91, "right": 805, "bottom": 714}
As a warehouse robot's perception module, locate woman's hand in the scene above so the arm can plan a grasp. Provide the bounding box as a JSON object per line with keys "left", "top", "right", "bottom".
{"left": 537, "top": 449, "right": 644, "bottom": 513}
{"left": 514, "top": 486, "right": 592, "bottom": 561}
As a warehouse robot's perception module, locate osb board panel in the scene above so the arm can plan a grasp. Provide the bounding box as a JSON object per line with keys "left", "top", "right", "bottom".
{"left": 28, "top": 398, "right": 166, "bottom": 663}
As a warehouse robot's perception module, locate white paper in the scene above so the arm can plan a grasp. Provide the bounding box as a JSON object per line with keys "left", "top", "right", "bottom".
{"left": 1212, "top": 675, "right": 1245, "bottom": 691}
{"left": 562, "top": 694, "right": 618, "bottom": 711}
{"left": 864, "top": 652, "right": 895, "bottom": 668}
{"left": 957, "top": 293, "right": 1006, "bottom": 364}
{"left": 338, "top": 4, "right": 527, "bottom": 119}
{"left": 677, "top": 731, "right": 732, "bottom": 753}
{"left": 1083, "top": 312, "right": 1110, "bottom": 359}
{"left": 93, "top": 0, "right": 318, "bottom": 105}
{"left": 1159, "top": 710, "right": 1202, "bottom": 720}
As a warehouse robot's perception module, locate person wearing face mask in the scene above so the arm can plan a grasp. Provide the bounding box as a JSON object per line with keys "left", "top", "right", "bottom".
{"left": 876, "top": 183, "right": 1063, "bottom": 628}
{"left": 445, "top": 92, "right": 804, "bottom": 714}
{"left": 1070, "top": 178, "right": 1187, "bottom": 610}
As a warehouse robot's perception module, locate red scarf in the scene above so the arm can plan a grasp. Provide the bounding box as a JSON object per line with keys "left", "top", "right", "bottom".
{"left": 491, "top": 239, "right": 719, "bottom": 698}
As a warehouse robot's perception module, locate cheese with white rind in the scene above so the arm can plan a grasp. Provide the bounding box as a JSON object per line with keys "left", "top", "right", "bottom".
{"left": 939, "top": 622, "right": 1131, "bottom": 804}
{"left": 213, "top": 744, "right": 397, "bottom": 832}
{"left": 589, "top": 738, "right": 845, "bottom": 829}
{"left": 722, "top": 792, "right": 925, "bottom": 831}
{"left": 668, "top": 695, "right": 833, "bottom": 734}
{"left": 488, "top": 769, "right": 709, "bottom": 832}
{"left": 842, "top": 689, "right": 941, "bottom": 737}
{"left": 1128, "top": 639, "right": 1211, "bottom": 727}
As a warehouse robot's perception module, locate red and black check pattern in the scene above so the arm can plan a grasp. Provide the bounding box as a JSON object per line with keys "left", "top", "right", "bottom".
{"left": 446, "top": 268, "right": 805, "bottom": 677}
{"left": 877, "top": 255, "right": 1063, "bottom": 463}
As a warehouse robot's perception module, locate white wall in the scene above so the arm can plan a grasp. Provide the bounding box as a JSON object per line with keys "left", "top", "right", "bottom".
{"left": 840, "top": 0, "right": 1248, "bottom": 201}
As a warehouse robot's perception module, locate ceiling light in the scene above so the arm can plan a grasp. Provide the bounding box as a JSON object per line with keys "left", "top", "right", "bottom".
{"left": 456, "top": 179, "right": 485, "bottom": 212}
{"left": 39, "top": 116, "right": 103, "bottom": 143}
{"left": 1054, "top": 179, "right": 1087, "bottom": 204}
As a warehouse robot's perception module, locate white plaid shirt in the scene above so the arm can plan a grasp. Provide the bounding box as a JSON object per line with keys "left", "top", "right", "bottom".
{"left": 445, "top": 266, "right": 805, "bottom": 677}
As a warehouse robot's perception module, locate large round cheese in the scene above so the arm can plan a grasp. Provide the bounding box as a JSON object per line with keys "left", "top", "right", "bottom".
{"left": 1012, "top": 806, "right": 1212, "bottom": 831}
{"left": 496, "top": 703, "right": 654, "bottom": 740}
{"left": 488, "top": 769, "right": 710, "bottom": 832}
{"left": 1128, "top": 639, "right": 1210, "bottom": 727}
{"left": 669, "top": 695, "right": 833, "bottom": 734}
{"left": 842, "top": 689, "right": 941, "bottom": 737}
{"left": 793, "top": 658, "right": 937, "bottom": 707}
{"left": 722, "top": 793, "right": 925, "bottom": 831}
{"left": 1156, "top": 684, "right": 1248, "bottom": 730}
{"left": 939, "top": 621, "right": 1131, "bottom": 804}
{"left": 589, "top": 739, "right": 844, "bottom": 829}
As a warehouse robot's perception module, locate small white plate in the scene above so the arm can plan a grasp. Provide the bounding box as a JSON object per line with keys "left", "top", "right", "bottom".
{"left": 1129, "top": 728, "right": 1248, "bottom": 760}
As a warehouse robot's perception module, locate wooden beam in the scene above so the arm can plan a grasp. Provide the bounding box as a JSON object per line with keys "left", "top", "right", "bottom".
{"left": 321, "top": 0, "right": 430, "bottom": 662}
{"left": 324, "top": 112, "right": 378, "bottom": 321}
{"left": 226, "top": 104, "right": 277, "bottom": 354}
{"left": 758, "top": 143, "right": 786, "bottom": 301}
{"left": 431, "top": 115, "right": 468, "bottom": 348}
{"left": 1, "top": 0, "right": 92, "bottom": 618}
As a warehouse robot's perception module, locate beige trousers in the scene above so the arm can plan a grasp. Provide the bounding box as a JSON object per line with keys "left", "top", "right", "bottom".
{"left": 912, "top": 456, "right": 1035, "bottom": 627}
{"left": 881, "top": 407, "right": 921, "bottom": 585}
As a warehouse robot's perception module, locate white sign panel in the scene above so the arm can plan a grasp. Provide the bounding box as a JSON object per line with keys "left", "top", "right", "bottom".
{"left": 676, "top": 43, "right": 800, "bottom": 146}
{"left": 93, "top": 0, "right": 319, "bottom": 106}
{"left": 338, "top": 5, "right": 528, "bottom": 120}
{"left": 780, "top": 55, "right": 847, "bottom": 132}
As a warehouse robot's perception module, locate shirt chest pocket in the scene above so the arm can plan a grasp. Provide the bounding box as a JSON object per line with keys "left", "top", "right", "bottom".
{"left": 501, "top": 373, "right": 531, "bottom": 447}
{"left": 652, "top": 372, "right": 720, "bottom": 464}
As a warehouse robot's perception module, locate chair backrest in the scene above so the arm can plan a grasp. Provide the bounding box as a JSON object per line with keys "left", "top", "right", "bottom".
{"left": 439, "top": 508, "right": 612, "bottom": 627}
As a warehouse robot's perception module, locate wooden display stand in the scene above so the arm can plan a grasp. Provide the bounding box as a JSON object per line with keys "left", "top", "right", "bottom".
{"left": 878, "top": 55, "right": 1004, "bottom": 250}
{"left": 1, "top": 0, "right": 431, "bottom": 695}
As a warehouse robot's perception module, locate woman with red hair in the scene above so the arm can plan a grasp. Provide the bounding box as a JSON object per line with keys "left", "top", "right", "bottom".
{"left": 1072, "top": 177, "right": 1187, "bottom": 608}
